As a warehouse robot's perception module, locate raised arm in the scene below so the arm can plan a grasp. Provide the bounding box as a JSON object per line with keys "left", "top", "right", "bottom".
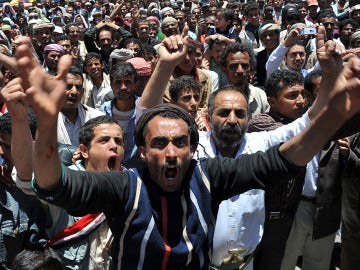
{"left": 308, "top": 25, "right": 345, "bottom": 119}
{"left": 16, "top": 37, "right": 72, "bottom": 190}
{"left": 138, "top": 27, "right": 189, "bottom": 109}
{"left": 109, "top": 1, "right": 125, "bottom": 20}
{"left": 0, "top": 78, "right": 32, "bottom": 181}
{"left": 280, "top": 56, "right": 360, "bottom": 166}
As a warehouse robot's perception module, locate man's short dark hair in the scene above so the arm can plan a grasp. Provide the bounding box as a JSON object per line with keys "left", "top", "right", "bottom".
{"left": 338, "top": 18, "right": 358, "bottom": 31}
{"left": 137, "top": 18, "right": 150, "bottom": 26}
{"left": 285, "top": 40, "right": 306, "bottom": 55}
{"left": 208, "top": 37, "right": 227, "bottom": 50}
{"left": 169, "top": 75, "right": 201, "bottom": 102}
{"left": 11, "top": 247, "right": 64, "bottom": 270}
{"left": 216, "top": 8, "right": 234, "bottom": 22}
{"left": 84, "top": 52, "right": 102, "bottom": 65}
{"left": 317, "top": 9, "right": 336, "bottom": 21}
{"left": 219, "top": 42, "right": 256, "bottom": 71}
{"left": 138, "top": 44, "right": 157, "bottom": 58}
{"left": 244, "top": 1, "right": 259, "bottom": 16}
{"left": 265, "top": 69, "right": 304, "bottom": 98}
{"left": 110, "top": 62, "right": 138, "bottom": 82}
{"left": 135, "top": 104, "right": 199, "bottom": 150}
{"left": 69, "top": 65, "right": 83, "bottom": 81}
{"left": 207, "top": 85, "right": 249, "bottom": 116}
{"left": 95, "top": 25, "right": 114, "bottom": 42}
{"left": 0, "top": 110, "right": 38, "bottom": 139}
{"left": 79, "top": 115, "right": 123, "bottom": 147}
{"left": 123, "top": 37, "right": 141, "bottom": 48}
{"left": 55, "top": 34, "right": 71, "bottom": 43}
{"left": 64, "top": 22, "right": 80, "bottom": 34}
{"left": 304, "top": 69, "right": 322, "bottom": 96}
{"left": 186, "top": 13, "right": 196, "bottom": 20}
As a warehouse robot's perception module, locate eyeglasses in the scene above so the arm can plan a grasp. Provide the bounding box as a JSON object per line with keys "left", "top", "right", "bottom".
{"left": 228, "top": 62, "right": 250, "bottom": 71}
{"left": 29, "top": 15, "right": 39, "bottom": 20}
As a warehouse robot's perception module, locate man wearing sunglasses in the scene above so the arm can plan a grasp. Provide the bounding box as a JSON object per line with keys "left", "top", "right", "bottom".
{"left": 219, "top": 42, "right": 269, "bottom": 119}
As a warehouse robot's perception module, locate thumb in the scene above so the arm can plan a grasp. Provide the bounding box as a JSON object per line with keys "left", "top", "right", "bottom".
{"left": 182, "top": 24, "right": 189, "bottom": 38}
{"left": 56, "top": 54, "right": 72, "bottom": 81}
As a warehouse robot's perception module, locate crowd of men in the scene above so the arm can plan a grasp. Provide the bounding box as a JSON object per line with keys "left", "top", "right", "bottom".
{"left": 0, "top": 0, "right": 360, "bottom": 269}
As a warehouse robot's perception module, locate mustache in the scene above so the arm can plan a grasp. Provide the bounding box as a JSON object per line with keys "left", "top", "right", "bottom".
{"left": 164, "top": 159, "right": 177, "bottom": 167}
{"left": 220, "top": 123, "right": 242, "bottom": 134}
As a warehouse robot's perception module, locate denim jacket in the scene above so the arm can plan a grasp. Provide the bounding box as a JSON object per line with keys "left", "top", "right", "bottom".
{"left": 0, "top": 186, "right": 47, "bottom": 269}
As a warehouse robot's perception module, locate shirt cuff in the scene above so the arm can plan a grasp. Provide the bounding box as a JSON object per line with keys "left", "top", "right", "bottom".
{"left": 31, "top": 164, "right": 65, "bottom": 201}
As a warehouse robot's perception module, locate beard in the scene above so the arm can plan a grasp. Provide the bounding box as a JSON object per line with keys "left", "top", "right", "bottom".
{"left": 211, "top": 122, "right": 248, "bottom": 149}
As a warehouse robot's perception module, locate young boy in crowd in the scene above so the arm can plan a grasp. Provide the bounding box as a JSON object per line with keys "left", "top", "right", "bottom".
{"left": 169, "top": 75, "right": 210, "bottom": 131}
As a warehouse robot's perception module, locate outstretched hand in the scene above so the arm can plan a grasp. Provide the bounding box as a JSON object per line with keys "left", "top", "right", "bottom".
{"left": 316, "top": 24, "right": 344, "bottom": 75}
{"left": 16, "top": 37, "right": 72, "bottom": 128}
{"left": 328, "top": 56, "right": 360, "bottom": 121}
{"left": 157, "top": 25, "right": 189, "bottom": 67}
{"left": 0, "top": 78, "right": 28, "bottom": 120}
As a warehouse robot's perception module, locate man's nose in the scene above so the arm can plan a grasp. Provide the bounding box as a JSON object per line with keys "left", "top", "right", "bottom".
{"left": 227, "top": 111, "right": 237, "bottom": 124}
{"left": 165, "top": 143, "right": 177, "bottom": 159}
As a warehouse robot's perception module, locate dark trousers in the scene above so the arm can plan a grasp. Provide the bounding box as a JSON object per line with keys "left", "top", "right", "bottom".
{"left": 253, "top": 212, "right": 295, "bottom": 270}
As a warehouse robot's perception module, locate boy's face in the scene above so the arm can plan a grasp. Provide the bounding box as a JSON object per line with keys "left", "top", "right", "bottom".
{"left": 247, "top": 9, "right": 260, "bottom": 27}
{"left": 268, "top": 83, "right": 306, "bottom": 120}
{"left": 80, "top": 123, "right": 124, "bottom": 172}
{"left": 174, "top": 88, "right": 200, "bottom": 118}
{"left": 215, "top": 12, "right": 229, "bottom": 30}
{"left": 285, "top": 45, "right": 306, "bottom": 72}
{"left": 111, "top": 75, "right": 136, "bottom": 101}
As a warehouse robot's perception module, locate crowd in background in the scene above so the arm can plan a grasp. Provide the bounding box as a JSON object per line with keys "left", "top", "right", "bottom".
{"left": 0, "top": 0, "right": 360, "bottom": 269}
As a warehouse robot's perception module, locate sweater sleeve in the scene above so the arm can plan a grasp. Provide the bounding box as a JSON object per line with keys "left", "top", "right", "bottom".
{"left": 202, "top": 144, "right": 304, "bottom": 206}
{"left": 265, "top": 44, "right": 288, "bottom": 78}
{"left": 32, "top": 165, "right": 130, "bottom": 218}
{"left": 83, "top": 27, "right": 100, "bottom": 54}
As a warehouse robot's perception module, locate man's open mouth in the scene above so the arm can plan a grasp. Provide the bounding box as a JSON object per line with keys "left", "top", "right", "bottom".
{"left": 68, "top": 97, "right": 78, "bottom": 103}
{"left": 165, "top": 167, "right": 177, "bottom": 179}
{"left": 108, "top": 156, "right": 117, "bottom": 170}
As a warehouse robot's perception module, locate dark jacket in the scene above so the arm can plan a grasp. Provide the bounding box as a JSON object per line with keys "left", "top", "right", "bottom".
{"left": 83, "top": 26, "right": 132, "bottom": 73}
{"left": 33, "top": 145, "right": 303, "bottom": 270}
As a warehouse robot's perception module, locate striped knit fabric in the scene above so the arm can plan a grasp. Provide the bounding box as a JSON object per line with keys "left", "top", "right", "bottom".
{"left": 110, "top": 163, "right": 214, "bottom": 270}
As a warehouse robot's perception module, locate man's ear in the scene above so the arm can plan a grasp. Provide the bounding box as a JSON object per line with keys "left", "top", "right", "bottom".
{"left": 267, "top": 96, "right": 276, "bottom": 108}
{"left": 138, "top": 146, "right": 147, "bottom": 161}
{"left": 203, "top": 111, "right": 211, "bottom": 126}
{"left": 190, "top": 145, "right": 196, "bottom": 157}
{"left": 79, "top": 144, "right": 89, "bottom": 159}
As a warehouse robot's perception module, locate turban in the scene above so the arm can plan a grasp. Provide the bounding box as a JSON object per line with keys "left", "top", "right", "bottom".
{"left": 147, "top": 16, "right": 160, "bottom": 26}
{"left": 110, "top": 48, "right": 134, "bottom": 62}
{"left": 161, "top": 16, "right": 178, "bottom": 28}
{"left": 43, "top": 44, "right": 65, "bottom": 54}
{"left": 126, "top": 57, "right": 152, "bottom": 77}
{"left": 351, "top": 31, "right": 360, "bottom": 42}
{"left": 160, "top": 7, "right": 174, "bottom": 18}
{"left": 33, "top": 22, "right": 55, "bottom": 32}
{"left": 259, "top": 23, "right": 280, "bottom": 38}
{"left": 350, "top": 4, "right": 360, "bottom": 15}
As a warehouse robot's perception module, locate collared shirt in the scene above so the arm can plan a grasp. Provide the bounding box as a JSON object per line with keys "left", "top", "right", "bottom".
{"left": 196, "top": 111, "right": 312, "bottom": 267}
{"left": 63, "top": 114, "right": 82, "bottom": 146}
{"left": 58, "top": 105, "right": 104, "bottom": 146}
